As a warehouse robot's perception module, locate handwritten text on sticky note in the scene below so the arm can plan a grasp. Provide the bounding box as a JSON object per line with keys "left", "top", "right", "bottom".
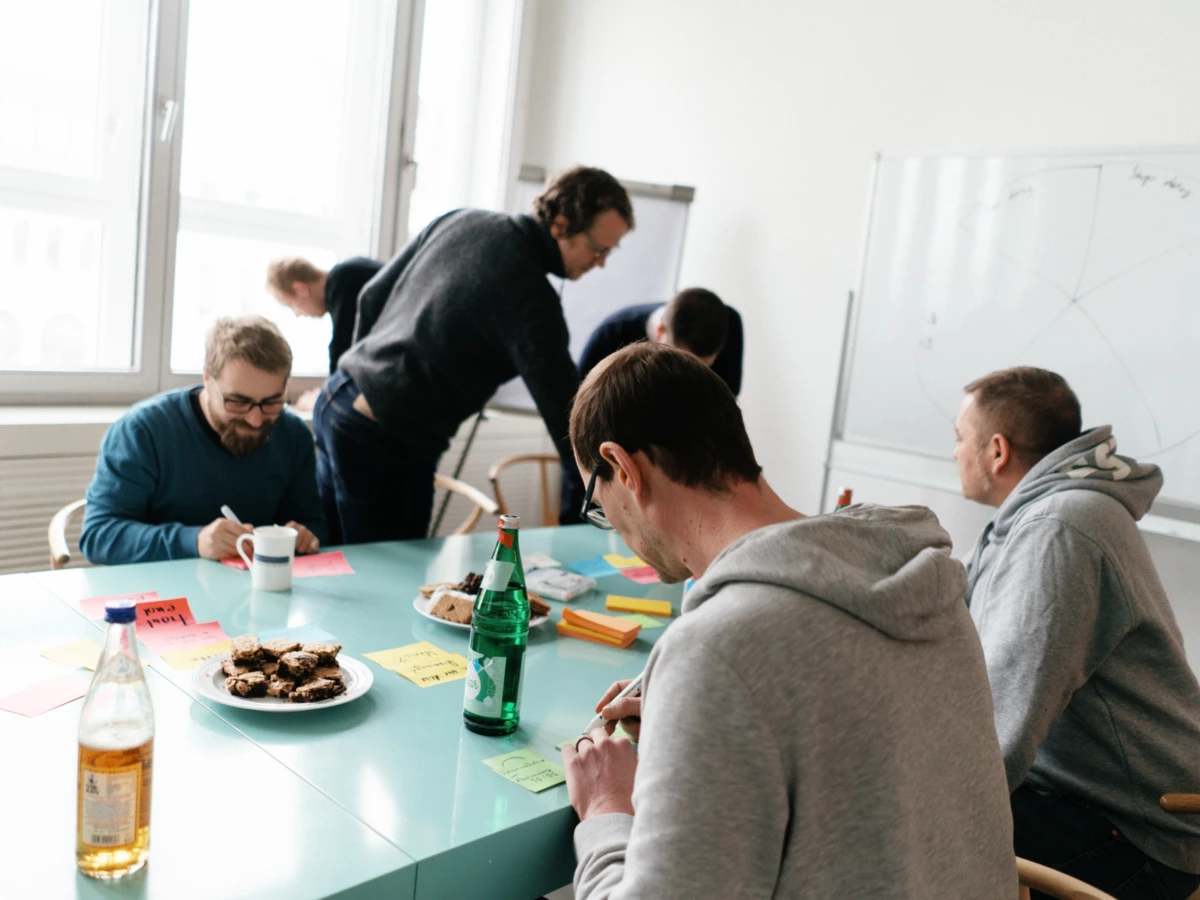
{"left": 138, "top": 621, "right": 230, "bottom": 656}
{"left": 365, "top": 642, "right": 467, "bottom": 687}
{"left": 482, "top": 749, "right": 566, "bottom": 793}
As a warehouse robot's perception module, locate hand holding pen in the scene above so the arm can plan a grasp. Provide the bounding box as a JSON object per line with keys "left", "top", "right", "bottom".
{"left": 584, "top": 674, "right": 644, "bottom": 742}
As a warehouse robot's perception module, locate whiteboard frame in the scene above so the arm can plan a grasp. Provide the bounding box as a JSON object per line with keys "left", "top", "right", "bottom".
{"left": 821, "top": 147, "right": 1200, "bottom": 538}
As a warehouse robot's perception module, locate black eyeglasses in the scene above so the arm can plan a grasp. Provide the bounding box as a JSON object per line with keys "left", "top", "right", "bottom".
{"left": 583, "top": 231, "right": 616, "bottom": 261}
{"left": 212, "top": 382, "right": 286, "bottom": 416}
{"left": 580, "top": 468, "right": 613, "bottom": 530}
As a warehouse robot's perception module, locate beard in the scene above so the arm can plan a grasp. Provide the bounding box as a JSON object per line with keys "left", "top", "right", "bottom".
{"left": 216, "top": 417, "right": 277, "bottom": 458}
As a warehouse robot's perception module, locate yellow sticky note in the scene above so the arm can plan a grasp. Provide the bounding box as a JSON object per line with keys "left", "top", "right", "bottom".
{"left": 606, "top": 595, "right": 672, "bottom": 617}
{"left": 159, "top": 640, "right": 231, "bottom": 671}
{"left": 41, "top": 638, "right": 102, "bottom": 671}
{"left": 483, "top": 748, "right": 566, "bottom": 793}
{"left": 365, "top": 641, "right": 467, "bottom": 687}
{"left": 603, "top": 554, "right": 645, "bottom": 570}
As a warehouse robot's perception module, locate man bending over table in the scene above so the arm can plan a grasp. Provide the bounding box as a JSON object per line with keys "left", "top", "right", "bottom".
{"left": 81, "top": 316, "right": 326, "bottom": 564}
{"left": 560, "top": 342, "right": 1016, "bottom": 898}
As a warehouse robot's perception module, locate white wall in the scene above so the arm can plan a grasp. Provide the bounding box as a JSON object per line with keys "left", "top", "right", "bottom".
{"left": 521, "top": 0, "right": 1200, "bottom": 515}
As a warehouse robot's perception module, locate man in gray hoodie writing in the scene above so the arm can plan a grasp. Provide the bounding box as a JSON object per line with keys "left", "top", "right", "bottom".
{"left": 955, "top": 366, "right": 1200, "bottom": 899}
{"left": 561, "top": 342, "right": 1016, "bottom": 899}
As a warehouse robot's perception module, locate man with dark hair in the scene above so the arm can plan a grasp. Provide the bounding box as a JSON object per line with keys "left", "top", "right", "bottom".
{"left": 81, "top": 317, "right": 326, "bottom": 564}
{"left": 560, "top": 287, "right": 744, "bottom": 522}
{"left": 561, "top": 342, "right": 1015, "bottom": 898}
{"left": 314, "top": 166, "right": 633, "bottom": 544}
{"left": 955, "top": 366, "right": 1200, "bottom": 899}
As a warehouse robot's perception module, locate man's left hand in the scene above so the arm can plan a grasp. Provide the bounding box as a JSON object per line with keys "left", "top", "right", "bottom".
{"left": 287, "top": 521, "right": 320, "bottom": 555}
{"left": 562, "top": 729, "right": 637, "bottom": 821}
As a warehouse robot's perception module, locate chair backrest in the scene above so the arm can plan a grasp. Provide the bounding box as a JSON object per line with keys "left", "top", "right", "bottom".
{"left": 48, "top": 499, "right": 87, "bottom": 570}
{"left": 433, "top": 474, "right": 500, "bottom": 536}
{"left": 1016, "top": 857, "right": 1117, "bottom": 900}
{"left": 487, "top": 453, "right": 560, "bottom": 527}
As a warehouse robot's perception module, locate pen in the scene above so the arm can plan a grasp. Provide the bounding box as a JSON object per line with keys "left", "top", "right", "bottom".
{"left": 220, "top": 505, "right": 242, "bottom": 525}
{"left": 582, "top": 674, "right": 643, "bottom": 735}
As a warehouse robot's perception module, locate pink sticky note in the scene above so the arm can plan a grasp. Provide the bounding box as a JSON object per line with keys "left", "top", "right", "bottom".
{"left": 79, "top": 591, "right": 160, "bottom": 620}
{"left": 133, "top": 597, "right": 196, "bottom": 634}
{"left": 293, "top": 551, "right": 355, "bottom": 579}
{"left": 0, "top": 673, "right": 91, "bottom": 718}
{"left": 622, "top": 565, "right": 660, "bottom": 585}
{"left": 220, "top": 556, "right": 248, "bottom": 570}
{"left": 138, "top": 621, "right": 230, "bottom": 656}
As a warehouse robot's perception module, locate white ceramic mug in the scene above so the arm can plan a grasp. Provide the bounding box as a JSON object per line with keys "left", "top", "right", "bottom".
{"left": 236, "top": 525, "right": 298, "bottom": 592}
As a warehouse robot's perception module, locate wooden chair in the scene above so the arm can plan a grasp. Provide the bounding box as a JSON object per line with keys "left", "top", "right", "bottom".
{"left": 1017, "top": 857, "right": 1117, "bottom": 899}
{"left": 487, "top": 453, "right": 560, "bottom": 527}
{"left": 48, "top": 499, "right": 87, "bottom": 570}
{"left": 1159, "top": 795, "right": 1200, "bottom": 900}
{"left": 433, "top": 474, "right": 499, "bottom": 536}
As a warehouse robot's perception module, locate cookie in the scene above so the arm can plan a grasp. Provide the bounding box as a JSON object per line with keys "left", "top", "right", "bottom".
{"left": 278, "top": 651, "right": 318, "bottom": 680}
{"left": 314, "top": 666, "right": 343, "bottom": 682}
{"left": 230, "top": 635, "right": 263, "bottom": 665}
{"left": 527, "top": 591, "right": 550, "bottom": 617}
{"left": 221, "top": 658, "right": 253, "bottom": 678}
{"left": 301, "top": 642, "right": 342, "bottom": 665}
{"left": 260, "top": 661, "right": 279, "bottom": 677}
{"left": 430, "top": 589, "right": 474, "bottom": 625}
{"left": 225, "top": 671, "right": 268, "bottom": 698}
{"left": 289, "top": 678, "right": 346, "bottom": 703}
{"left": 267, "top": 676, "right": 295, "bottom": 698}
{"left": 419, "top": 581, "right": 457, "bottom": 599}
{"left": 261, "top": 639, "right": 301, "bottom": 661}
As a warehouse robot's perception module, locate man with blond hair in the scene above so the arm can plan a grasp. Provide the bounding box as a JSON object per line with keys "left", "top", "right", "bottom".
{"left": 266, "top": 255, "right": 382, "bottom": 373}
{"left": 81, "top": 316, "right": 326, "bottom": 564}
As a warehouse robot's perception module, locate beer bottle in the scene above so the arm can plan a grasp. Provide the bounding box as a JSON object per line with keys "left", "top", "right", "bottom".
{"left": 463, "top": 514, "right": 529, "bottom": 735}
{"left": 77, "top": 600, "right": 154, "bottom": 879}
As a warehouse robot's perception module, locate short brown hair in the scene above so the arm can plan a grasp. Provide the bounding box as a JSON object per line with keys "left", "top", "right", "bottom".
{"left": 266, "top": 257, "right": 323, "bottom": 295}
{"left": 664, "top": 288, "right": 728, "bottom": 357}
{"left": 570, "top": 342, "right": 761, "bottom": 491}
{"left": 533, "top": 166, "right": 635, "bottom": 236}
{"left": 205, "top": 316, "right": 293, "bottom": 378}
{"left": 965, "top": 366, "right": 1082, "bottom": 464}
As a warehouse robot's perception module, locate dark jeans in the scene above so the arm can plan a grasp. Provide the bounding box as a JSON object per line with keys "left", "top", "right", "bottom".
{"left": 313, "top": 370, "right": 440, "bottom": 545}
{"left": 1013, "top": 784, "right": 1200, "bottom": 900}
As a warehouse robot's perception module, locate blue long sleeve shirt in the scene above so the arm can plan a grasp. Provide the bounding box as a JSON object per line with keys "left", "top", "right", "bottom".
{"left": 80, "top": 388, "right": 327, "bottom": 565}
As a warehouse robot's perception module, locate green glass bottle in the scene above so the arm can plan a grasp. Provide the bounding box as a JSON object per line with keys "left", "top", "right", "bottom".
{"left": 463, "top": 514, "right": 530, "bottom": 735}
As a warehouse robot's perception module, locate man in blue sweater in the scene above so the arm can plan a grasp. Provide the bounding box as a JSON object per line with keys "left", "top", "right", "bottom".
{"left": 81, "top": 317, "right": 327, "bottom": 565}
{"left": 955, "top": 366, "right": 1200, "bottom": 899}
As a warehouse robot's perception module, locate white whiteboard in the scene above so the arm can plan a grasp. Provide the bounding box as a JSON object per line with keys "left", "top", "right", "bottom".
{"left": 839, "top": 152, "right": 1200, "bottom": 510}
{"left": 488, "top": 174, "right": 691, "bottom": 411}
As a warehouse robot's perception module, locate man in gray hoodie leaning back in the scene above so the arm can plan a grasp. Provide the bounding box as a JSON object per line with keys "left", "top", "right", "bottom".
{"left": 955, "top": 366, "right": 1200, "bottom": 899}
{"left": 561, "top": 341, "right": 1016, "bottom": 899}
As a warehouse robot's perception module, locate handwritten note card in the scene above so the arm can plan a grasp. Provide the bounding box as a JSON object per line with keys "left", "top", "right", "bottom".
{"left": 0, "top": 673, "right": 91, "bottom": 718}
{"left": 158, "top": 639, "right": 232, "bottom": 671}
{"left": 79, "top": 591, "right": 160, "bottom": 620}
{"left": 41, "top": 638, "right": 103, "bottom": 671}
{"left": 482, "top": 749, "right": 566, "bottom": 793}
{"left": 134, "top": 597, "right": 195, "bottom": 631}
{"left": 365, "top": 642, "right": 467, "bottom": 687}
{"left": 138, "top": 621, "right": 230, "bottom": 656}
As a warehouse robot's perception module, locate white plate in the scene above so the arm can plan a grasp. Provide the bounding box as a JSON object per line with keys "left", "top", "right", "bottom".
{"left": 412, "top": 595, "right": 549, "bottom": 631}
{"left": 191, "top": 654, "right": 373, "bottom": 712}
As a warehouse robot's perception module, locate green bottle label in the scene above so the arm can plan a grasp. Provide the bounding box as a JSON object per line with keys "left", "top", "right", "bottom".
{"left": 464, "top": 649, "right": 506, "bottom": 717}
{"left": 480, "top": 560, "right": 515, "bottom": 592}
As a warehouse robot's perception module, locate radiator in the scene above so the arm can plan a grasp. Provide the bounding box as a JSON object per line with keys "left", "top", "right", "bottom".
{"left": 0, "top": 410, "right": 556, "bottom": 575}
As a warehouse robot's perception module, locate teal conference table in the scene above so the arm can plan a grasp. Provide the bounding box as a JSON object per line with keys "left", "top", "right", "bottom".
{"left": 1, "top": 573, "right": 417, "bottom": 900}
{"left": 25, "top": 526, "right": 682, "bottom": 900}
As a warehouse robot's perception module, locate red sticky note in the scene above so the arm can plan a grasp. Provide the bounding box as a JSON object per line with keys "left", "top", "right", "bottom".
{"left": 133, "top": 597, "right": 196, "bottom": 633}
{"left": 220, "top": 556, "right": 248, "bottom": 570}
{"left": 138, "top": 620, "right": 230, "bottom": 656}
{"left": 294, "top": 551, "right": 355, "bottom": 578}
{"left": 0, "top": 673, "right": 90, "bottom": 718}
{"left": 622, "top": 565, "right": 660, "bottom": 585}
{"left": 79, "top": 591, "right": 160, "bottom": 620}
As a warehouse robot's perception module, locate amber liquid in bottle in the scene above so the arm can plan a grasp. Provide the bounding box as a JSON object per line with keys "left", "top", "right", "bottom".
{"left": 76, "top": 733, "right": 154, "bottom": 878}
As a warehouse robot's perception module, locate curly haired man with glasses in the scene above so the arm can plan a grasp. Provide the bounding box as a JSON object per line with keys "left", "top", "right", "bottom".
{"left": 81, "top": 316, "right": 326, "bottom": 564}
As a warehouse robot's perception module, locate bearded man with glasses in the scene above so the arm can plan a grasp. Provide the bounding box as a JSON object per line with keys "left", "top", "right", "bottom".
{"left": 81, "top": 316, "right": 326, "bottom": 564}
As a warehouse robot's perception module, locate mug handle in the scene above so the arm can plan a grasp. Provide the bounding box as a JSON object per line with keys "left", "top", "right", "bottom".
{"left": 236, "top": 532, "right": 255, "bottom": 569}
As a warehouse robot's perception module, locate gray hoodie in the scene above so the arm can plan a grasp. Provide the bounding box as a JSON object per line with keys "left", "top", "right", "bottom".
{"left": 573, "top": 505, "right": 1016, "bottom": 899}
{"left": 965, "top": 426, "right": 1200, "bottom": 872}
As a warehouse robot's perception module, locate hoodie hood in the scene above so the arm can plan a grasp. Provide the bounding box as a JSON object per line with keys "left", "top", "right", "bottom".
{"left": 990, "top": 426, "right": 1162, "bottom": 539}
{"left": 685, "top": 504, "right": 967, "bottom": 642}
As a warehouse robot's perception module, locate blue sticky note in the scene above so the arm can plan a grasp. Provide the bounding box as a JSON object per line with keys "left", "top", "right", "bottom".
{"left": 257, "top": 623, "right": 338, "bottom": 644}
{"left": 570, "top": 556, "right": 619, "bottom": 579}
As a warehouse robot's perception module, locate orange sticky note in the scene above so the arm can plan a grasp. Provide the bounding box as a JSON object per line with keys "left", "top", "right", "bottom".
{"left": 562, "top": 607, "right": 641, "bottom": 642}
{"left": 556, "top": 620, "right": 638, "bottom": 648}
